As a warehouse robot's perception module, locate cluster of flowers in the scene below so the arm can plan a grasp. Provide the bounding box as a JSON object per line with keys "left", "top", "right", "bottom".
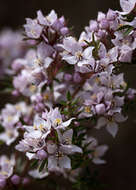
{"left": 0, "top": 29, "right": 27, "bottom": 78}
{"left": 0, "top": 0, "right": 136, "bottom": 189}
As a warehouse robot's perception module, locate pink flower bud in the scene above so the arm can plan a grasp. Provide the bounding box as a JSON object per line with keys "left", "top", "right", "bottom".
{"left": 37, "top": 150, "right": 47, "bottom": 160}
{"left": 22, "top": 177, "right": 31, "bottom": 186}
{"left": 11, "top": 175, "right": 21, "bottom": 185}
{"left": 73, "top": 72, "right": 82, "bottom": 83}
{"left": 64, "top": 73, "right": 72, "bottom": 81}
{"left": 60, "top": 27, "right": 69, "bottom": 35}
{"left": 107, "top": 9, "right": 117, "bottom": 20}
{"left": 12, "top": 90, "right": 20, "bottom": 97}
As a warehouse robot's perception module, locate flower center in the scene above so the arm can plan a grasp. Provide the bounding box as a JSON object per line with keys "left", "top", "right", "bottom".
{"left": 75, "top": 51, "right": 83, "bottom": 60}
{"left": 7, "top": 116, "right": 13, "bottom": 122}
{"left": 55, "top": 118, "right": 62, "bottom": 125}
{"left": 29, "top": 85, "right": 37, "bottom": 93}
{"left": 84, "top": 106, "right": 91, "bottom": 113}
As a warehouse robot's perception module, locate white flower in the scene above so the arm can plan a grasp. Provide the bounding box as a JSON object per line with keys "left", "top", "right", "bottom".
{"left": 83, "top": 137, "right": 108, "bottom": 164}
{"left": 0, "top": 127, "right": 19, "bottom": 146}
{"left": 47, "top": 129, "right": 82, "bottom": 170}
{"left": 24, "top": 115, "right": 51, "bottom": 139}
{"left": 43, "top": 107, "right": 75, "bottom": 130}
{"left": 60, "top": 37, "right": 95, "bottom": 67}
{"left": 120, "top": 0, "right": 136, "bottom": 14}
{"left": 96, "top": 113, "right": 127, "bottom": 137}
{"left": 0, "top": 155, "right": 15, "bottom": 179}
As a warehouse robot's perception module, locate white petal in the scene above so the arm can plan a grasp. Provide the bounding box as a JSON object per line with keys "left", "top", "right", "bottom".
{"left": 93, "top": 158, "right": 106, "bottom": 164}
{"left": 26, "top": 152, "right": 36, "bottom": 160}
{"left": 62, "top": 55, "right": 77, "bottom": 65}
{"left": 61, "top": 118, "right": 75, "bottom": 128}
{"left": 120, "top": 0, "right": 136, "bottom": 13}
{"left": 83, "top": 47, "right": 94, "bottom": 58}
{"left": 95, "top": 145, "right": 108, "bottom": 157}
{"left": 59, "top": 156, "right": 71, "bottom": 169}
{"left": 95, "top": 117, "right": 107, "bottom": 129}
{"left": 114, "top": 113, "right": 127, "bottom": 123}
{"left": 29, "top": 168, "right": 48, "bottom": 179}
{"left": 48, "top": 155, "right": 57, "bottom": 169}
{"left": 106, "top": 122, "right": 118, "bottom": 137}
{"left": 26, "top": 130, "right": 42, "bottom": 139}
{"left": 60, "top": 145, "right": 82, "bottom": 155}
{"left": 44, "top": 57, "right": 53, "bottom": 68}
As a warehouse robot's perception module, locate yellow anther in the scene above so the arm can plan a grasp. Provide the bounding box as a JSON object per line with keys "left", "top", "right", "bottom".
{"left": 34, "top": 58, "right": 42, "bottom": 66}
{"left": 95, "top": 77, "right": 100, "bottom": 84}
{"left": 84, "top": 106, "right": 91, "bottom": 113}
{"left": 43, "top": 94, "right": 49, "bottom": 100}
{"left": 39, "top": 124, "right": 44, "bottom": 131}
{"left": 29, "top": 85, "right": 36, "bottom": 93}
{"left": 31, "top": 29, "right": 36, "bottom": 36}
{"left": 6, "top": 130, "right": 13, "bottom": 137}
{"left": 7, "top": 116, "right": 13, "bottom": 122}
{"left": 5, "top": 159, "right": 10, "bottom": 164}
{"left": 55, "top": 118, "right": 62, "bottom": 125}
{"left": 75, "top": 51, "right": 83, "bottom": 60}
{"left": 56, "top": 151, "right": 64, "bottom": 158}
{"left": 46, "top": 16, "right": 51, "bottom": 22}
{"left": 33, "top": 125, "right": 37, "bottom": 130}
{"left": 15, "top": 105, "right": 21, "bottom": 111}
{"left": 0, "top": 171, "right": 8, "bottom": 176}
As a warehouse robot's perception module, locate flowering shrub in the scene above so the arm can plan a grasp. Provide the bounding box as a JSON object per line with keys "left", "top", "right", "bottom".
{"left": 0, "top": 0, "right": 136, "bottom": 189}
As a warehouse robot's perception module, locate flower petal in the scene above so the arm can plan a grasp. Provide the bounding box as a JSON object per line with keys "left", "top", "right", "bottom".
{"left": 106, "top": 122, "right": 118, "bottom": 137}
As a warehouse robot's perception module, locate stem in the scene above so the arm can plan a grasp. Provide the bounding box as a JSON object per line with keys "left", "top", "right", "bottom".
{"left": 22, "top": 160, "right": 30, "bottom": 177}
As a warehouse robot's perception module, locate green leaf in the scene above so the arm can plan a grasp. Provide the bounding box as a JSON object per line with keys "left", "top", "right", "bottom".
{"left": 66, "top": 91, "right": 72, "bottom": 101}
{"left": 117, "top": 25, "right": 134, "bottom": 36}
{"left": 30, "top": 160, "right": 38, "bottom": 168}
{"left": 60, "top": 100, "right": 67, "bottom": 106}
{"left": 39, "top": 159, "right": 47, "bottom": 172}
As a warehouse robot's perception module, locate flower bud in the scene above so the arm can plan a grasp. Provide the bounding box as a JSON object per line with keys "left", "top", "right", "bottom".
{"left": 64, "top": 73, "right": 72, "bottom": 81}
{"left": 59, "top": 16, "right": 65, "bottom": 25}
{"left": 73, "top": 72, "right": 82, "bottom": 83}
{"left": 11, "top": 175, "right": 21, "bottom": 185}
{"left": 97, "top": 12, "right": 105, "bottom": 22}
{"left": 107, "top": 9, "right": 116, "bottom": 20}
{"left": 22, "top": 177, "right": 31, "bottom": 186}
{"left": 37, "top": 150, "right": 47, "bottom": 160}
{"left": 60, "top": 27, "right": 69, "bottom": 35}
{"left": 74, "top": 121, "right": 80, "bottom": 127}
{"left": 89, "top": 21, "right": 98, "bottom": 32}
{"left": 12, "top": 90, "right": 20, "bottom": 97}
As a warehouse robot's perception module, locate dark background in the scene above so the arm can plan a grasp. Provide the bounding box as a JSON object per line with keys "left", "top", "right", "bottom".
{"left": 0, "top": 0, "right": 136, "bottom": 190}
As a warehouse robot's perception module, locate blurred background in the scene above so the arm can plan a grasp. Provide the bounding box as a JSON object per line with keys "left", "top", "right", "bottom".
{"left": 0, "top": 0, "right": 136, "bottom": 190}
